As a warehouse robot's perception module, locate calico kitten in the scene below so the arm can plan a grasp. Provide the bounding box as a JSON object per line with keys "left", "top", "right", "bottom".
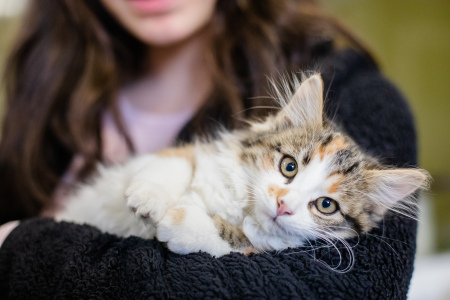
{"left": 56, "top": 74, "right": 429, "bottom": 258}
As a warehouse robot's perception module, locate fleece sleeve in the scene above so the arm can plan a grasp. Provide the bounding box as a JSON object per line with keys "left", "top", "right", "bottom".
{"left": 0, "top": 50, "right": 418, "bottom": 300}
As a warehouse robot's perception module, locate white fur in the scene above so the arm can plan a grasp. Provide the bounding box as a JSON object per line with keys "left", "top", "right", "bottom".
{"left": 57, "top": 139, "right": 252, "bottom": 257}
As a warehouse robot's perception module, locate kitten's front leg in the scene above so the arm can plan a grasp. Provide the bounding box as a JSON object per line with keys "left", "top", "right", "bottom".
{"left": 157, "top": 204, "right": 233, "bottom": 257}
{"left": 125, "top": 156, "right": 194, "bottom": 225}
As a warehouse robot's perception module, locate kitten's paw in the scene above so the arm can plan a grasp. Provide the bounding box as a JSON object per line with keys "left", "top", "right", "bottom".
{"left": 243, "top": 246, "right": 259, "bottom": 256}
{"left": 125, "top": 183, "right": 171, "bottom": 224}
{"left": 157, "top": 206, "right": 233, "bottom": 257}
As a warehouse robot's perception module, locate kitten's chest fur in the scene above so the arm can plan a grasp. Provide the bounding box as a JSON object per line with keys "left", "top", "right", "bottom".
{"left": 187, "top": 138, "right": 251, "bottom": 227}
{"left": 183, "top": 145, "right": 255, "bottom": 250}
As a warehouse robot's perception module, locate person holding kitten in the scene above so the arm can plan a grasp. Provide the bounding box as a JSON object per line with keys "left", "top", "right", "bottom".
{"left": 0, "top": 1, "right": 421, "bottom": 299}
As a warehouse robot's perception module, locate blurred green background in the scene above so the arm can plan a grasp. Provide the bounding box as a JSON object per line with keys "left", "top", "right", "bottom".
{"left": 0, "top": 1, "right": 449, "bottom": 252}
{"left": 321, "top": 0, "right": 450, "bottom": 253}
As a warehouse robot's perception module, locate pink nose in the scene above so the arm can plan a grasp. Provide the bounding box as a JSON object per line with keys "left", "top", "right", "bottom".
{"left": 277, "top": 199, "right": 293, "bottom": 216}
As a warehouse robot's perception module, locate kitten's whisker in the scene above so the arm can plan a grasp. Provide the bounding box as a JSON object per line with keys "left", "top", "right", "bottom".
{"left": 366, "top": 233, "right": 410, "bottom": 246}
{"left": 309, "top": 228, "right": 355, "bottom": 273}
{"left": 319, "top": 226, "right": 360, "bottom": 248}
{"left": 379, "top": 201, "right": 419, "bottom": 222}
{"left": 366, "top": 233, "right": 400, "bottom": 257}
{"left": 232, "top": 105, "right": 281, "bottom": 117}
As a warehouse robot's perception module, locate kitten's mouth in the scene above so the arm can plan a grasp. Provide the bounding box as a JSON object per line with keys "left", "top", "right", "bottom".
{"left": 271, "top": 216, "right": 294, "bottom": 237}
{"left": 272, "top": 211, "right": 289, "bottom": 222}
{"left": 272, "top": 215, "right": 284, "bottom": 228}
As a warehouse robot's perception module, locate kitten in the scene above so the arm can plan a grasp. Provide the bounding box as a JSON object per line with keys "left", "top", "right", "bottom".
{"left": 56, "top": 74, "right": 429, "bottom": 257}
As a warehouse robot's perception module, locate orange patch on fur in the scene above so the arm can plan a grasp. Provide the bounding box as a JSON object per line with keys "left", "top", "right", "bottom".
{"left": 167, "top": 207, "right": 186, "bottom": 225}
{"left": 327, "top": 176, "right": 343, "bottom": 194}
{"left": 316, "top": 137, "right": 347, "bottom": 160}
{"left": 244, "top": 246, "right": 259, "bottom": 256}
{"left": 157, "top": 146, "right": 194, "bottom": 164}
{"left": 268, "top": 184, "right": 289, "bottom": 199}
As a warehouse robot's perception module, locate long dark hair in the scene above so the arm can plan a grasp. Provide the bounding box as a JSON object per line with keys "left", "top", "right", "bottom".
{"left": 0, "top": 0, "right": 374, "bottom": 224}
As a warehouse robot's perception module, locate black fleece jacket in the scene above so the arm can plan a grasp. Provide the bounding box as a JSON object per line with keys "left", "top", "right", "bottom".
{"left": 0, "top": 49, "right": 419, "bottom": 300}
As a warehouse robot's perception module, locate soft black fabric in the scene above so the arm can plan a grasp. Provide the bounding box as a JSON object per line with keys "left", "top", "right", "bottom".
{"left": 0, "top": 49, "right": 419, "bottom": 300}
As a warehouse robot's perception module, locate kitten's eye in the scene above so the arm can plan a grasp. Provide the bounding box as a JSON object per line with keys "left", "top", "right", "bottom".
{"left": 315, "top": 197, "right": 338, "bottom": 214}
{"left": 280, "top": 156, "right": 298, "bottom": 178}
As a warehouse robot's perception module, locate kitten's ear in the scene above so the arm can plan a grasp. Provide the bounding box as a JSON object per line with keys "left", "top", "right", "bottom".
{"left": 367, "top": 169, "right": 430, "bottom": 214}
{"left": 274, "top": 74, "right": 324, "bottom": 129}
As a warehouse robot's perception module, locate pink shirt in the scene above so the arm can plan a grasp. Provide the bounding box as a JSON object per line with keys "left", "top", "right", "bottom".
{"left": 102, "top": 94, "right": 195, "bottom": 163}
{"left": 50, "top": 95, "right": 196, "bottom": 213}
{"left": 0, "top": 95, "right": 196, "bottom": 247}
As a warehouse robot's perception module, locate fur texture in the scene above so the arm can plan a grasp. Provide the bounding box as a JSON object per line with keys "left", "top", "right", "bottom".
{"left": 56, "top": 74, "right": 429, "bottom": 258}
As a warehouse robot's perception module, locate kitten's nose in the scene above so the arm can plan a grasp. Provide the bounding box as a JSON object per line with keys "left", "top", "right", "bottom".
{"left": 277, "top": 199, "right": 293, "bottom": 216}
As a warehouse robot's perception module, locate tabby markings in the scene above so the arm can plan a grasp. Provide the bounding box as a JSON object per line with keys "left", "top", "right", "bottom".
{"left": 262, "top": 153, "right": 275, "bottom": 171}
{"left": 213, "top": 215, "right": 251, "bottom": 248}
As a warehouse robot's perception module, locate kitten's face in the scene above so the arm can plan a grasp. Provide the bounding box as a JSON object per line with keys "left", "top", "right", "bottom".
{"left": 242, "top": 127, "right": 373, "bottom": 247}
{"left": 240, "top": 74, "right": 428, "bottom": 251}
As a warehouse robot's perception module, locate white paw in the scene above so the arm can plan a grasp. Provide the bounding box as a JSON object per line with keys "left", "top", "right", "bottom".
{"left": 157, "top": 206, "right": 233, "bottom": 257}
{"left": 125, "top": 182, "right": 171, "bottom": 224}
